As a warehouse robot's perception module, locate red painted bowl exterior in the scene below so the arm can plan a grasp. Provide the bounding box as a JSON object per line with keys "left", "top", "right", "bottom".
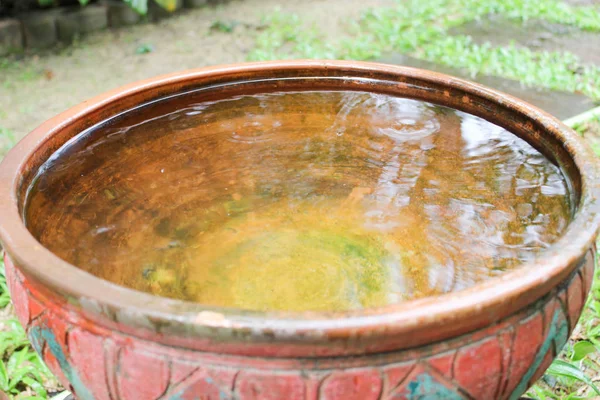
{"left": 1, "top": 61, "right": 599, "bottom": 399}
{"left": 4, "top": 250, "right": 597, "bottom": 399}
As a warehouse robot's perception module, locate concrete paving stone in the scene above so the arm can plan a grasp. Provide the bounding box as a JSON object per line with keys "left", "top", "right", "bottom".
{"left": 450, "top": 15, "right": 600, "bottom": 66}
{"left": 20, "top": 10, "right": 58, "bottom": 49}
{"left": 184, "top": 0, "right": 208, "bottom": 8}
{"left": 0, "top": 18, "right": 23, "bottom": 55}
{"left": 103, "top": 0, "right": 141, "bottom": 27}
{"left": 148, "top": 0, "right": 184, "bottom": 21}
{"left": 379, "top": 54, "right": 596, "bottom": 120}
{"left": 57, "top": 4, "right": 108, "bottom": 43}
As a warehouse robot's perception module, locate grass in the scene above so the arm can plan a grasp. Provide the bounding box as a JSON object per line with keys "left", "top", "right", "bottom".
{"left": 0, "top": 60, "right": 43, "bottom": 91}
{"left": 135, "top": 43, "right": 154, "bottom": 54}
{"left": 210, "top": 19, "right": 239, "bottom": 33}
{"left": 0, "top": 260, "right": 58, "bottom": 399}
{"left": 526, "top": 261, "right": 600, "bottom": 399}
{"left": 248, "top": 0, "right": 600, "bottom": 100}
{"left": 571, "top": 111, "right": 600, "bottom": 159}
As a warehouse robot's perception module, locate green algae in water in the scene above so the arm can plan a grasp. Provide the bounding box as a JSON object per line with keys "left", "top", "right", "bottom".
{"left": 198, "top": 229, "right": 390, "bottom": 312}
{"left": 25, "top": 90, "right": 572, "bottom": 312}
{"left": 182, "top": 200, "right": 397, "bottom": 312}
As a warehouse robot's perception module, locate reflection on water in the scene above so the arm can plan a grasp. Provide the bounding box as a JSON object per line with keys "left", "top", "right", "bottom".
{"left": 25, "top": 91, "right": 571, "bottom": 311}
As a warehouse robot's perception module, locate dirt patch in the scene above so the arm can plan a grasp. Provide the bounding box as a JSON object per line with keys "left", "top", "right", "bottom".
{"left": 0, "top": 0, "right": 392, "bottom": 140}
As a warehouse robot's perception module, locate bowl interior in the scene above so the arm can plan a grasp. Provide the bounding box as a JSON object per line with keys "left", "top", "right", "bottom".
{"left": 23, "top": 82, "right": 574, "bottom": 312}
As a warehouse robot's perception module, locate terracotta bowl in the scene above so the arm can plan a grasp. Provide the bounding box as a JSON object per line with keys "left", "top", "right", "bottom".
{"left": 1, "top": 61, "right": 600, "bottom": 400}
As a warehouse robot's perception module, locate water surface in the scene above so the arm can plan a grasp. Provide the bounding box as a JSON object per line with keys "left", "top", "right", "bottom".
{"left": 26, "top": 90, "right": 572, "bottom": 312}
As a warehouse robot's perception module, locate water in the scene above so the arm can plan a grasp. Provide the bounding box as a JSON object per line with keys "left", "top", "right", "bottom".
{"left": 25, "top": 90, "right": 572, "bottom": 312}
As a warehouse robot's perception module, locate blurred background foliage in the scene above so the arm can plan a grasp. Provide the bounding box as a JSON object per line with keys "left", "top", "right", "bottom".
{"left": 0, "top": 0, "right": 177, "bottom": 17}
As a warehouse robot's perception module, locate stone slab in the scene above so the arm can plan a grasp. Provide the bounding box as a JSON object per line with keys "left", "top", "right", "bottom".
{"left": 103, "top": 0, "right": 141, "bottom": 27}
{"left": 0, "top": 18, "right": 23, "bottom": 55}
{"left": 379, "top": 54, "right": 595, "bottom": 120}
{"left": 451, "top": 15, "right": 600, "bottom": 66}
{"left": 148, "top": 0, "right": 184, "bottom": 22}
{"left": 57, "top": 4, "right": 108, "bottom": 43}
{"left": 20, "top": 11, "right": 58, "bottom": 49}
{"left": 184, "top": 0, "right": 208, "bottom": 8}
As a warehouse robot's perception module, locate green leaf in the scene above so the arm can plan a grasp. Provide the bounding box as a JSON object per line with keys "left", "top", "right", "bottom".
{"left": 589, "top": 323, "right": 600, "bottom": 338}
{"left": 546, "top": 359, "right": 600, "bottom": 395}
{"left": 8, "top": 367, "right": 39, "bottom": 392}
{"left": 592, "top": 300, "right": 600, "bottom": 315}
{"left": 21, "top": 376, "right": 47, "bottom": 397}
{"left": 210, "top": 20, "right": 238, "bottom": 33}
{"left": 0, "top": 332, "right": 30, "bottom": 359}
{"left": 0, "top": 361, "right": 8, "bottom": 390}
{"left": 564, "top": 394, "right": 587, "bottom": 400}
{"left": 154, "top": 0, "right": 178, "bottom": 12}
{"left": 136, "top": 44, "right": 154, "bottom": 54}
{"left": 30, "top": 356, "right": 53, "bottom": 380}
{"left": 571, "top": 340, "right": 598, "bottom": 361}
{"left": 529, "top": 384, "right": 557, "bottom": 399}
{"left": 124, "top": 0, "right": 148, "bottom": 14}
{"left": 18, "top": 363, "right": 46, "bottom": 384}
{"left": 7, "top": 348, "right": 27, "bottom": 373}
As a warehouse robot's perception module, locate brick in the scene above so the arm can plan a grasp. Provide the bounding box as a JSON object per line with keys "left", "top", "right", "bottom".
{"left": 57, "top": 4, "right": 108, "bottom": 43}
{"left": 56, "top": 12, "right": 79, "bottom": 43}
{"left": 57, "top": 4, "right": 108, "bottom": 41}
{"left": 183, "top": 0, "right": 208, "bottom": 8}
{"left": 21, "top": 11, "right": 58, "bottom": 49}
{"left": 0, "top": 19, "right": 23, "bottom": 55}
{"left": 103, "top": 0, "right": 140, "bottom": 28}
{"left": 148, "top": 0, "right": 184, "bottom": 21}
{"left": 78, "top": 4, "right": 109, "bottom": 33}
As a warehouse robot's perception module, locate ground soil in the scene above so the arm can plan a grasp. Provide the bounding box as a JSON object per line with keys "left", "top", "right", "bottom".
{"left": 0, "top": 0, "right": 393, "bottom": 141}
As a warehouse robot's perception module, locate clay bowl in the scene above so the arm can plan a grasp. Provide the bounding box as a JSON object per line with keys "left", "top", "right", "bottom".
{"left": 1, "top": 61, "right": 600, "bottom": 400}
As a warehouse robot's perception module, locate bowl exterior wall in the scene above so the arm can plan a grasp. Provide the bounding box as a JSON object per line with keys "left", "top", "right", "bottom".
{"left": 5, "top": 249, "right": 596, "bottom": 400}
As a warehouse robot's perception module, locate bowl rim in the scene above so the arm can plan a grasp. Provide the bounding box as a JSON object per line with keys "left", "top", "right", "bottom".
{"left": 1, "top": 60, "right": 600, "bottom": 355}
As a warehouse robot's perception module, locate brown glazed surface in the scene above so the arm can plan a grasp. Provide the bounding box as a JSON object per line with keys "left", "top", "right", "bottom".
{"left": 0, "top": 61, "right": 599, "bottom": 359}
